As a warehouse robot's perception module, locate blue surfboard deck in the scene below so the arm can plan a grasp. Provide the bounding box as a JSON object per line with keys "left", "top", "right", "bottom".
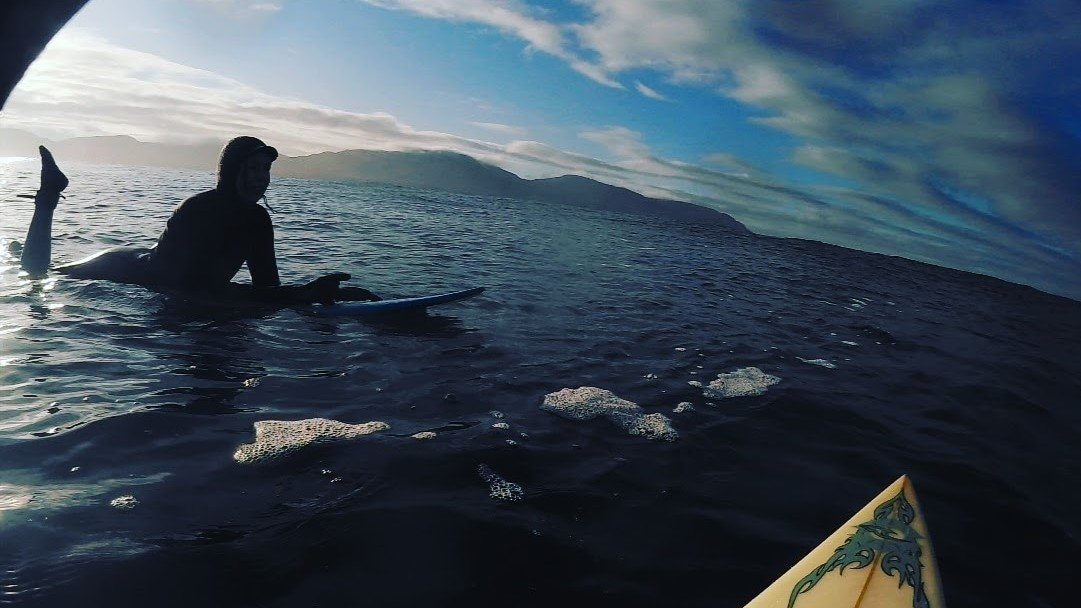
{"left": 311, "top": 287, "right": 484, "bottom": 317}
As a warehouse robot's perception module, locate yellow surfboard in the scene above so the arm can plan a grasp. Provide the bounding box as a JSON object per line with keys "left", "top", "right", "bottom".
{"left": 744, "top": 476, "right": 945, "bottom": 608}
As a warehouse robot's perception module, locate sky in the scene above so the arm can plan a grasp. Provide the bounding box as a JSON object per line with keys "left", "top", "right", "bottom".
{"left": 2, "top": 0, "right": 1080, "bottom": 300}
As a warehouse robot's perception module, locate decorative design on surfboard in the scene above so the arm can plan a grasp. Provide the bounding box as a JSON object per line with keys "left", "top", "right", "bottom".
{"left": 788, "top": 488, "right": 930, "bottom": 608}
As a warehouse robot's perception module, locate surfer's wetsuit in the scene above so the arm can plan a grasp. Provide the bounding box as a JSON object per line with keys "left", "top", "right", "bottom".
{"left": 57, "top": 136, "right": 280, "bottom": 290}
{"left": 146, "top": 147, "right": 281, "bottom": 290}
{"left": 29, "top": 138, "right": 378, "bottom": 304}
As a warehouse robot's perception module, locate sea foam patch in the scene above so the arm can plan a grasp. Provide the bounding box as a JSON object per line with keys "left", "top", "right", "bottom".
{"left": 477, "top": 464, "right": 523, "bottom": 502}
{"left": 541, "top": 387, "right": 641, "bottom": 420}
{"left": 233, "top": 418, "right": 389, "bottom": 464}
{"left": 610, "top": 411, "right": 679, "bottom": 441}
{"left": 109, "top": 495, "right": 138, "bottom": 510}
{"left": 701, "top": 367, "right": 781, "bottom": 399}
{"left": 541, "top": 387, "right": 677, "bottom": 441}
{"left": 797, "top": 357, "right": 837, "bottom": 369}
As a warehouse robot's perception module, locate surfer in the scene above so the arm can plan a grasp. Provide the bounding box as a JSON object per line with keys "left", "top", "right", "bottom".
{"left": 17, "top": 139, "right": 380, "bottom": 304}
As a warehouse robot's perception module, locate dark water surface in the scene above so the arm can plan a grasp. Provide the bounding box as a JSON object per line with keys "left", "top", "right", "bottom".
{"left": 1, "top": 160, "right": 1079, "bottom": 607}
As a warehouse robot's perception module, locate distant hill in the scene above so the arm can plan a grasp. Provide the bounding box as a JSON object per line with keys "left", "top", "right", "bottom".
{"left": 274, "top": 149, "right": 748, "bottom": 230}
{"left": 0, "top": 129, "right": 748, "bottom": 231}
{"left": 0, "top": 130, "right": 221, "bottom": 171}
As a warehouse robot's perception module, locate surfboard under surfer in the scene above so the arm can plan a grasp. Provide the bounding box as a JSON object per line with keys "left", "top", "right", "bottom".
{"left": 15, "top": 137, "right": 380, "bottom": 305}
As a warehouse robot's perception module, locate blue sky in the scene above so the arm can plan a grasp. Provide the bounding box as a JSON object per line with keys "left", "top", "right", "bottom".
{"left": 2, "top": 0, "right": 1080, "bottom": 300}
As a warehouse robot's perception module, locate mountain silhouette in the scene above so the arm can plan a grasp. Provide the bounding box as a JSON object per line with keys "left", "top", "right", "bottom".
{"left": 274, "top": 149, "right": 748, "bottom": 230}
{"left": 0, "top": 130, "right": 747, "bottom": 230}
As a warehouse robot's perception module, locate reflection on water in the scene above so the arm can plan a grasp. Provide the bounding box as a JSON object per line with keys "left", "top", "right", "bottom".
{"left": 0, "top": 162, "right": 1079, "bottom": 606}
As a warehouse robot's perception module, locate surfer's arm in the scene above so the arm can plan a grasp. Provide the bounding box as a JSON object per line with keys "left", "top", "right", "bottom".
{"left": 217, "top": 273, "right": 374, "bottom": 305}
{"left": 246, "top": 207, "right": 281, "bottom": 287}
{"left": 336, "top": 286, "right": 382, "bottom": 302}
{"left": 222, "top": 284, "right": 322, "bottom": 304}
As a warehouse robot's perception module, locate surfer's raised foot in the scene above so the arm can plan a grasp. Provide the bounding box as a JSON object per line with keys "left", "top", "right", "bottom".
{"left": 35, "top": 145, "right": 68, "bottom": 208}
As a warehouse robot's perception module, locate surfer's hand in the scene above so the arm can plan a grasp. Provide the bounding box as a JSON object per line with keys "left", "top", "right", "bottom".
{"left": 337, "top": 287, "right": 382, "bottom": 302}
{"left": 304, "top": 272, "right": 351, "bottom": 305}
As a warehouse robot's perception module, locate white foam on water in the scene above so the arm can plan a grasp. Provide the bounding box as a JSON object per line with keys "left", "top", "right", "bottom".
{"left": 477, "top": 464, "right": 523, "bottom": 502}
{"left": 673, "top": 402, "right": 694, "bottom": 414}
{"left": 541, "top": 387, "right": 678, "bottom": 441}
{"left": 491, "top": 422, "right": 510, "bottom": 430}
{"left": 233, "top": 418, "right": 390, "bottom": 464}
{"left": 109, "top": 495, "right": 138, "bottom": 510}
{"left": 701, "top": 367, "right": 781, "bottom": 399}
{"left": 411, "top": 431, "right": 436, "bottom": 440}
{"left": 842, "top": 340, "right": 859, "bottom": 346}
{"left": 844, "top": 297, "right": 871, "bottom": 311}
{"left": 610, "top": 412, "right": 678, "bottom": 442}
{"left": 541, "top": 387, "right": 640, "bottom": 420}
{"left": 489, "top": 410, "right": 505, "bottom": 419}
{"left": 797, "top": 357, "right": 837, "bottom": 369}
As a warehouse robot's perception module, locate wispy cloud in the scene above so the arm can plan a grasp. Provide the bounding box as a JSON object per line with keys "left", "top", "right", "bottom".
{"left": 191, "top": 0, "right": 283, "bottom": 18}
{"left": 361, "top": 0, "right": 622, "bottom": 88}
{"left": 468, "top": 122, "right": 526, "bottom": 136}
{"left": 4, "top": 30, "right": 426, "bottom": 155}
{"left": 633, "top": 81, "right": 667, "bottom": 101}
{"left": 579, "top": 1, "right": 1081, "bottom": 253}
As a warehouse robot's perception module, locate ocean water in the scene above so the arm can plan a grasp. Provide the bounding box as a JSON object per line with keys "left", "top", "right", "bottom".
{"left": 1, "top": 160, "right": 1079, "bottom": 607}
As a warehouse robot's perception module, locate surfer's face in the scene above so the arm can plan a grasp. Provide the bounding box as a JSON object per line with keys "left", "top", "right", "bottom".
{"left": 235, "top": 151, "right": 274, "bottom": 203}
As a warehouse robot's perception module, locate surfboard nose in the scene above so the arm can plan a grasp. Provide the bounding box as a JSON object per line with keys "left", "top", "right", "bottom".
{"left": 743, "top": 475, "right": 945, "bottom": 608}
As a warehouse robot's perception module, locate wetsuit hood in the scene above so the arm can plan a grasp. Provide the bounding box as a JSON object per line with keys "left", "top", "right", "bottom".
{"left": 215, "top": 136, "right": 279, "bottom": 195}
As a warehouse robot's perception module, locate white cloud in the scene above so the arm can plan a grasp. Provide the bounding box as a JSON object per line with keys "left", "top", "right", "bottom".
{"left": 701, "top": 153, "right": 757, "bottom": 178}
{"left": 4, "top": 30, "right": 424, "bottom": 155}
{"left": 191, "top": 0, "right": 283, "bottom": 17}
{"left": 633, "top": 81, "right": 667, "bottom": 101}
{"left": 580, "top": 126, "right": 651, "bottom": 160}
{"left": 361, "top": 0, "right": 621, "bottom": 87}
{"left": 571, "top": 1, "right": 744, "bottom": 82}
{"left": 469, "top": 122, "right": 526, "bottom": 136}
{"left": 365, "top": 0, "right": 563, "bottom": 52}
{"left": 728, "top": 64, "right": 792, "bottom": 104}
